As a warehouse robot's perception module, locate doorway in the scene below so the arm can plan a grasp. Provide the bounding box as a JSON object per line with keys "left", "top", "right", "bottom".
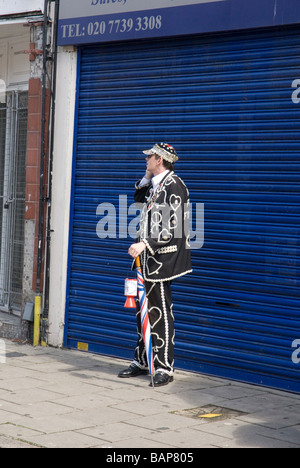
{"left": 0, "top": 91, "right": 28, "bottom": 313}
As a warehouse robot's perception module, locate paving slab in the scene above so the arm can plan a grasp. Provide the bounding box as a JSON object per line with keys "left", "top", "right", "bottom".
{"left": 0, "top": 339, "right": 299, "bottom": 449}
{"left": 0, "top": 434, "right": 38, "bottom": 448}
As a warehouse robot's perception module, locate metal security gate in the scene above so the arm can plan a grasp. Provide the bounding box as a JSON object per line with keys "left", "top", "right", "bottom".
{"left": 65, "top": 26, "right": 300, "bottom": 392}
{"left": 0, "top": 92, "right": 28, "bottom": 312}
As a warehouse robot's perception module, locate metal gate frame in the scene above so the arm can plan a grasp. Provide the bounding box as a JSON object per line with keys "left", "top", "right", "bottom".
{"left": 0, "top": 91, "right": 28, "bottom": 312}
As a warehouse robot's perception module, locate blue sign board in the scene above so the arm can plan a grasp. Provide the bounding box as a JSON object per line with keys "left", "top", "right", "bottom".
{"left": 58, "top": 0, "right": 300, "bottom": 46}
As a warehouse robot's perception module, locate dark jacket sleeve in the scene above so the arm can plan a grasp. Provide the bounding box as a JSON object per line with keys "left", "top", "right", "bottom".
{"left": 134, "top": 180, "right": 151, "bottom": 204}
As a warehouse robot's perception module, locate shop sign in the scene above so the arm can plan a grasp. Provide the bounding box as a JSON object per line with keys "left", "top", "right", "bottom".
{"left": 58, "top": 0, "right": 300, "bottom": 46}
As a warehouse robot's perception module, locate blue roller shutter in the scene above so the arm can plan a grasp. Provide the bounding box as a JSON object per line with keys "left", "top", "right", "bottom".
{"left": 65, "top": 25, "right": 300, "bottom": 393}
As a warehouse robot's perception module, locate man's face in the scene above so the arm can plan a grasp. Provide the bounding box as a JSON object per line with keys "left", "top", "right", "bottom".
{"left": 146, "top": 153, "right": 161, "bottom": 173}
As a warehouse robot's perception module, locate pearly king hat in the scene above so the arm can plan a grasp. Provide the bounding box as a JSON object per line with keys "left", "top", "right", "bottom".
{"left": 143, "top": 143, "right": 179, "bottom": 164}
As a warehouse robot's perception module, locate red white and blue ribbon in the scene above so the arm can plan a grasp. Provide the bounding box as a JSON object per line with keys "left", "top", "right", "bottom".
{"left": 136, "top": 259, "right": 155, "bottom": 378}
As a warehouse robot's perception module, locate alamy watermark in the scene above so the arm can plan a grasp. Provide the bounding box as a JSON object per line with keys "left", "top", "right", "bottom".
{"left": 292, "top": 339, "right": 300, "bottom": 364}
{"left": 0, "top": 340, "right": 6, "bottom": 364}
{"left": 292, "top": 79, "right": 300, "bottom": 104}
{"left": 96, "top": 195, "right": 204, "bottom": 250}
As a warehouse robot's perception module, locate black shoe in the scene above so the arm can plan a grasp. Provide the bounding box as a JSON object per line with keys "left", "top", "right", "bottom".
{"left": 118, "top": 363, "right": 148, "bottom": 379}
{"left": 151, "top": 372, "right": 174, "bottom": 388}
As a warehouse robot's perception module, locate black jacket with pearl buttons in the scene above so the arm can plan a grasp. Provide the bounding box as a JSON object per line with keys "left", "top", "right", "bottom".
{"left": 134, "top": 171, "right": 192, "bottom": 283}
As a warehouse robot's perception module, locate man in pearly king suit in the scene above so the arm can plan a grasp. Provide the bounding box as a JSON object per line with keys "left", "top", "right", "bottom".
{"left": 119, "top": 143, "right": 192, "bottom": 387}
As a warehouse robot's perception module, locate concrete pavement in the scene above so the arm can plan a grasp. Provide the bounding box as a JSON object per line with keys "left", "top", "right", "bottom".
{"left": 0, "top": 338, "right": 299, "bottom": 448}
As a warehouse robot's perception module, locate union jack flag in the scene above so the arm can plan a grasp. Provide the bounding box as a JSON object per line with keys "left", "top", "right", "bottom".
{"left": 136, "top": 256, "right": 155, "bottom": 384}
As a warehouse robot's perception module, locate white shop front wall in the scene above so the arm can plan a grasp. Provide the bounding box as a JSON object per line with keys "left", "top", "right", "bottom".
{"left": 0, "top": 0, "right": 44, "bottom": 16}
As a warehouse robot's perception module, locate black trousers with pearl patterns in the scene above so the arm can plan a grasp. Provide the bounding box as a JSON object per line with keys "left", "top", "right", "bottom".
{"left": 134, "top": 280, "right": 174, "bottom": 376}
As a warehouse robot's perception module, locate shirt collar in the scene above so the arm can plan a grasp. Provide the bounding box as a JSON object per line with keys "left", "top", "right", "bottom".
{"left": 152, "top": 170, "right": 169, "bottom": 190}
